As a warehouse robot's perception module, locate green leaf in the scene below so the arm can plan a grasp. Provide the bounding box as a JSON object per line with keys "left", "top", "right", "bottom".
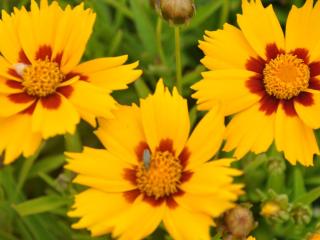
{"left": 28, "top": 154, "right": 65, "bottom": 178}
{"left": 294, "top": 187, "right": 320, "bottom": 205}
{"left": 292, "top": 166, "right": 306, "bottom": 201}
{"left": 134, "top": 78, "right": 151, "bottom": 98}
{"left": 102, "top": 0, "right": 133, "bottom": 19}
{"left": 13, "top": 196, "right": 71, "bottom": 217}
{"left": 187, "top": 0, "right": 223, "bottom": 29}
{"left": 0, "top": 230, "right": 19, "bottom": 240}
{"left": 130, "top": 0, "right": 157, "bottom": 57}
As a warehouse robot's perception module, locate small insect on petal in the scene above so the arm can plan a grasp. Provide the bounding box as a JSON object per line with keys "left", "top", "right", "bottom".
{"left": 14, "top": 63, "right": 29, "bottom": 76}
{"left": 143, "top": 149, "right": 151, "bottom": 170}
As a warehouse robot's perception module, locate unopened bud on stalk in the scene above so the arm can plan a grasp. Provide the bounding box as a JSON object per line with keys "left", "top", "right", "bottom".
{"left": 160, "top": 0, "right": 195, "bottom": 25}
{"left": 149, "top": 0, "right": 160, "bottom": 9}
{"left": 260, "top": 190, "right": 290, "bottom": 223}
{"left": 291, "top": 204, "right": 312, "bottom": 225}
{"left": 224, "top": 206, "right": 255, "bottom": 238}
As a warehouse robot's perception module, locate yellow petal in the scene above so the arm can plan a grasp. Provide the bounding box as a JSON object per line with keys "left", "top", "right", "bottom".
{"left": 68, "top": 80, "right": 116, "bottom": 120}
{"left": 90, "top": 198, "right": 164, "bottom": 240}
{"left": 181, "top": 159, "right": 242, "bottom": 195}
{"left": 140, "top": 80, "right": 190, "bottom": 155}
{"left": 192, "top": 69, "right": 260, "bottom": 115}
{"left": 163, "top": 205, "right": 212, "bottom": 240}
{"left": 185, "top": 106, "right": 225, "bottom": 170}
{"left": 31, "top": 93, "right": 80, "bottom": 139}
{"left": 0, "top": 93, "right": 35, "bottom": 117}
{"left": 199, "top": 23, "right": 257, "bottom": 70}
{"left": 176, "top": 192, "right": 236, "bottom": 217}
{"left": 0, "top": 114, "right": 42, "bottom": 165}
{"left": 111, "top": 200, "right": 164, "bottom": 240}
{"left": 73, "top": 175, "right": 135, "bottom": 193}
{"left": 69, "top": 189, "right": 130, "bottom": 232}
{"left": 65, "top": 147, "right": 132, "bottom": 181}
{"left": 59, "top": 5, "right": 96, "bottom": 73}
{"left": 65, "top": 147, "right": 135, "bottom": 192}
{"left": 71, "top": 57, "right": 142, "bottom": 91}
{"left": 95, "top": 104, "right": 146, "bottom": 165}
{"left": 224, "top": 103, "right": 275, "bottom": 158}
{"left": 0, "top": 9, "right": 22, "bottom": 63}
{"left": 295, "top": 92, "right": 320, "bottom": 129}
{"left": 237, "top": 0, "right": 284, "bottom": 59}
{"left": 286, "top": 0, "right": 320, "bottom": 61}
{"left": 275, "top": 103, "right": 319, "bottom": 166}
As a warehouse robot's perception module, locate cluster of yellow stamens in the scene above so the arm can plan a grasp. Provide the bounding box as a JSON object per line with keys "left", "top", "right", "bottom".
{"left": 21, "top": 59, "right": 64, "bottom": 97}
{"left": 263, "top": 53, "right": 310, "bottom": 100}
{"left": 136, "top": 150, "right": 182, "bottom": 199}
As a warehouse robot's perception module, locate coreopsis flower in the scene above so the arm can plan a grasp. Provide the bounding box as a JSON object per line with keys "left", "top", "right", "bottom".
{"left": 309, "top": 233, "right": 320, "bottom": 240}
{"left": 193, "top": 0, "right": 320, "bottom": 166}
{"left": 66, "top": 81, "right": 243, "bottom": 240}
{"left": 0, "top": 0, "right": 141, "bottom": 164}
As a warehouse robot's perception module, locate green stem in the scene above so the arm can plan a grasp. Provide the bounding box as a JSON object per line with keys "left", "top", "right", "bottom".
{"left": 174, "top": 26, "right": 182, "bottom": 93}
{"left": 219, "top": 0, "right": 230, "bottom": 27}
{"left": 15, "top": 146, "right": 43, "bottom": 200}
{"left": 64, "top": 130, "right": 82, "bottom": 152}
{"left": 156, "top": 18, "right": 166, "bottom": 65}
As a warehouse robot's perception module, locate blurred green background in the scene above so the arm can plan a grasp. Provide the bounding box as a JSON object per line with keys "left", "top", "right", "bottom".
{"left": 0, "top": 0, "right": 319, "bottom": 240}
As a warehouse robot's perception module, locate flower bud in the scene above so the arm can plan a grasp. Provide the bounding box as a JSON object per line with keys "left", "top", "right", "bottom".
{"left": 260, "top": 190, "right": 290, "bottom": 223}
{"left": 160, "top": 0, "right": 195, "bottom": 25}
{"left": 150, "top": 0, "right": 160, "bottom": 9}
{"left": 224, "top": 206, "right": 255, "bottom": 238}
{"left": 291, "top": 204, "right": 312, "bottom": 225}
{"left": 267, "top": 156, "right": 286, "bottom": 174}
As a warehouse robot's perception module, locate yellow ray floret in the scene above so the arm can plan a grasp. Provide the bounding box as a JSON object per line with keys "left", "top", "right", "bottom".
{"left": 66, "top": 80, "right": 243, "bottom": 240}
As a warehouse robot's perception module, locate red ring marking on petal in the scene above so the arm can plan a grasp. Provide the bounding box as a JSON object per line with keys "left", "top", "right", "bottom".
{"left": 245, "top": 57, "right": 265, "bottom": 73}
{"left": 292, "top": 48, "right": 310, "bottom": 64}
{"left": 20, "top": 101, "right": 38, "bottom": 115}
{"left": 8, "top": 69, "right": 22, "bottom": 79}
{"left": 36, "top": 45, "right": 52, "bottom": 60}
{"left": 180, "top": 171, "right": 193, "bottom": 183}
{"left": 309, "top": 77, "right": 320, "bottom": 90}
{"left": 135, "top": 142, "right": 149, "bottom": 161}
{"left": 123, "top": 189, "right": 141, "bottom": 203}
{"left": 178, "top": 147, "right": 190, "bottom": 169}
{"left": 266, "top": 43, "right": 284, "bottom": 62}
{"left": 166, "top": 189, "right": 185, "bottom": 209}
{"left": 309, "top": 62, "right": 320, "bottom": 78}
{"left": 123, "top": 168, "right": 137, "bottom": 186}
{"left": 19, "top": 50, "right": 31, "bottom": 65}
{"left": 282, "top": 100, "right": 297, "bottom": 117}
{"left": 246, "top": 74, "right": 265, "bottom": 96}
{"left": 156, "top": 139, "right": 175, "bottom": 154}
{"left": 6, "top": 80, "right": 22, "bottom": 89}
{"left": 142, "top": 195, "right": 165, "bottom": 207}
{"left": 294, "top": 92, "right": 314, "bottom": 106}
{"left": 9, "top": 92, "right": 35, "bottom": 103}
{"left": 54, "top": 52, "right": 63, "bottom": 66}
{"left": 40, "top": 93, "right": 61, "bottom": 109}
{"left": 57, "top": 85, "right": 73, "bottom": 98}
{"left": 65, "top": 72, "right": 88, "bottom": 81}
{"left": 259, "top": 94, "right": 279, "bottom": 115}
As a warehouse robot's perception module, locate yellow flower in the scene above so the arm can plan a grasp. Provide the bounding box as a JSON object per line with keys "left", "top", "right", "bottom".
{"left": 260, "top": 201, "right": 281, "bottom": 217}
{"left": 0, "top": 0, "right": 141, "bottom": 164}
{"left": 247, "top": 237, "right": 256, "bottom": 240}
{"left": 309, "top": 233, "right": 320, "bottom": 240}
{"left": 193, "top": 0, "right": 320, "bottom": 166}
{"left": 66, "top": 80, "right": 243, "bottom": 240}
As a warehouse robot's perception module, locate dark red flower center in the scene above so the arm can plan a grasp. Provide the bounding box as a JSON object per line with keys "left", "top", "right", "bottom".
{"left": 245, "top": 44, "right": 320, "bottom": 116}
